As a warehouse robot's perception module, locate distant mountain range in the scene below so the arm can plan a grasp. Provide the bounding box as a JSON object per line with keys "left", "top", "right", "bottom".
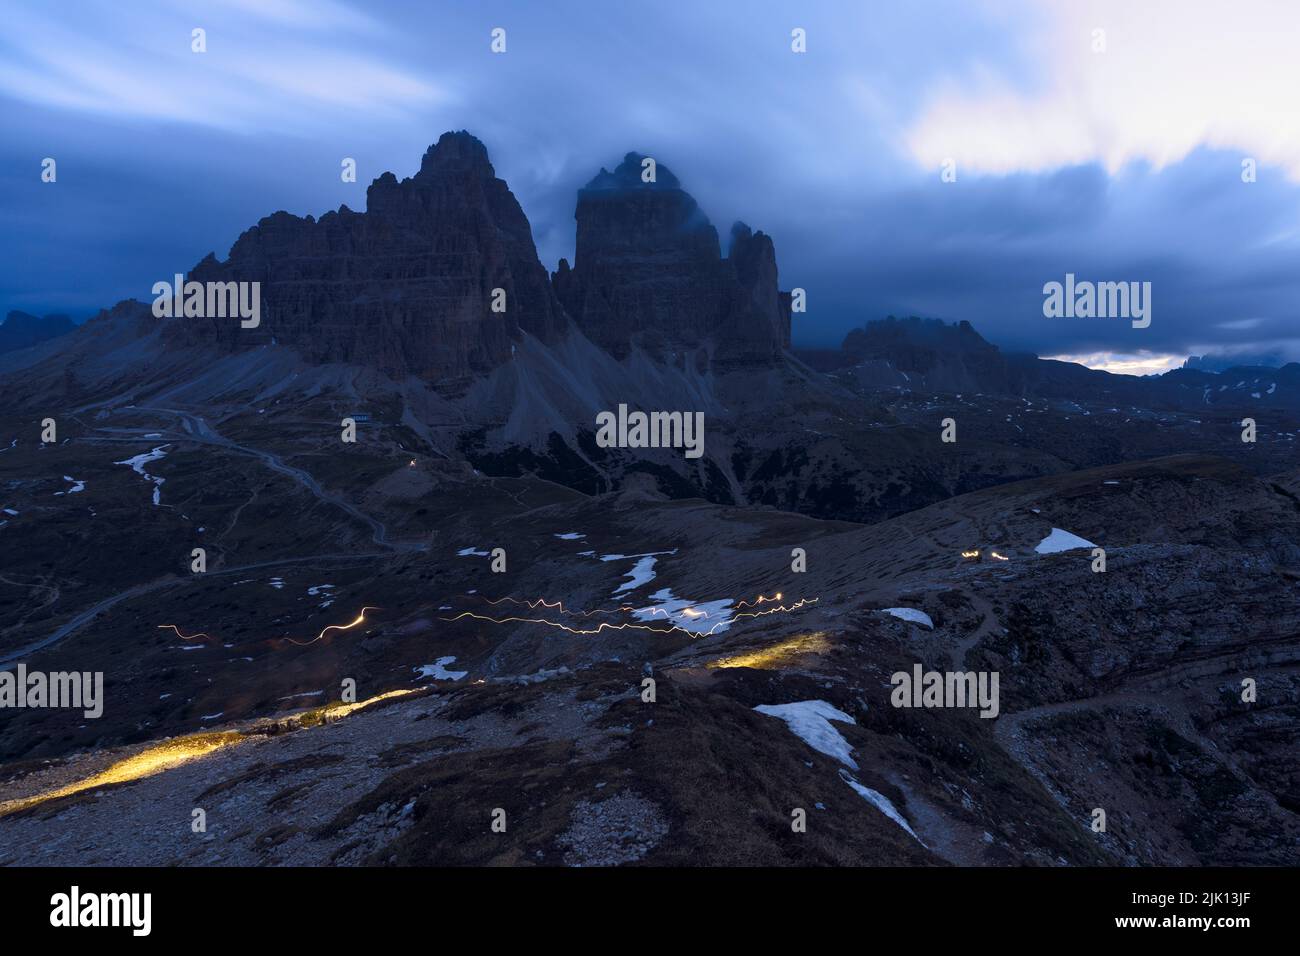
{"left": 0, "top": 310, "right": 74, "bottom": 355}
{"left": 3, "top": 133, "right": 1296, "bottom": 522}
{"left": 7, "top": 132, "right": 1294, "bottom": 416}
{"left": 801, "top": 314, "right": 1300, "bottom": 412}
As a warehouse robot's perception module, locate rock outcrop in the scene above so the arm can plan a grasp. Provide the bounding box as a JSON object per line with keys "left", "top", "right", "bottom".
{"left": 552, "top": 152, "right": 790, "bottom": 367}
{"left": 170, "top": 131, "right": 566, "bottom": 392}
{"left": 0, "top": 311, "right": 75, "bottom": 355}
{"left": 839, "top": 316, "right": 1016, "bottom": 393}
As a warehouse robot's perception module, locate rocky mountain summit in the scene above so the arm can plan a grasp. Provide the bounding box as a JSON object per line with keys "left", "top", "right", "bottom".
{"left": 170, "top": 131, "right": 567, "bottom": 391}
{"left": 157, "top": 136, "right": 793, "bottom": 390}
{"left": 553, "top": 152, "right": 791, "bottom": 367}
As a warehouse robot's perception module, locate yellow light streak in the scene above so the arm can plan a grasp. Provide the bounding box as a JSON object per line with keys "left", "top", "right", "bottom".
{"left": 706, "top": 631, "right": 831, "bottom": 670}
{"left": 0, "top": 731, "right": 245, "bottom": 818}
{"left": 0, "top": 688, "right": 421, "bottom": 818}
{"left": 282, "top": 606, "right": 383, "bottom": 646}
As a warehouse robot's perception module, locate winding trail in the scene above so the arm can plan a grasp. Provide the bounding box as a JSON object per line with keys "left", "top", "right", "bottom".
{"left": 137, "top": 406, "right": 422, "bottom": 552}
{"left": 2, "top": 404, "right": 423, "bottom": 667}
{"left": 0, "top": 552, "right": 389, "bottom": 668}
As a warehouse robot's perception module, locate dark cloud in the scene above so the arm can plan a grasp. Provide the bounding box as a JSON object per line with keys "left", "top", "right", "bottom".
{"left": 3, "top": 1, "right": 1298, "bottom": 367}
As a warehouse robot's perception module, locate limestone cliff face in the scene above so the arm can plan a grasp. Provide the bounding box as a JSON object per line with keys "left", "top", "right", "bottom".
{"left": 171, "top": 131, "right": 565, "bottom": 391}
{"left": 552, "top": 152, "right": 790, "bottom": 366}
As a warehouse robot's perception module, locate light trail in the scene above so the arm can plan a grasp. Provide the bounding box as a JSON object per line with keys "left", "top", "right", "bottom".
{"left": 0, "top": 687, "right": 422, "bottom": 819}
{"left": 282, "top": 606, "right": 383, "bottom": 646}
{"left": 707, "top": 631, "right": 831, "bottom": 670}
{"left": 481, "top": 591, "right": 788, "bottom": 619}
{"left": 990, "top": 551, "right": 1010, "bottom": 561}
{"left": 961, "top": 550, "right": 980, "bottom": 559}
{"left": 0, "top": 732, "right": 245, "bottom": 818}
{"left": 155, "top": 606, "right": 383, "bottom": 650}
{"left": 731, "top": 598, "right": 817, "bottom": 622}
{"left": 439, "top": 597, "right": 818, "bottom": 638}
{"left": 481, "top": 596, "right": 639, "bottom": 618}
{"left": 157, "top": 624, "right": 211, "bottom": 641}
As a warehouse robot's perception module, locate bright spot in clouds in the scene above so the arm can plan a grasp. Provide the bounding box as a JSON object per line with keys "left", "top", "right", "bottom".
{"left": 1043, "top": 351, "right": 1185, "bottom": 376}
{"left": 905, "top": 0, "right": 1300, "bottom": 180}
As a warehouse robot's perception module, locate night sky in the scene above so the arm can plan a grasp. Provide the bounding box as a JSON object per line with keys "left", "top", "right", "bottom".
{"left": 4, "top": 0, "right": 1299, "bottom": 374}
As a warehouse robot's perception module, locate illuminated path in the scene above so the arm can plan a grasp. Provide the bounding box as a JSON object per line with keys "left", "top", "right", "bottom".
{"left": 0, "top": 688, "right": 421, "bottom": 818}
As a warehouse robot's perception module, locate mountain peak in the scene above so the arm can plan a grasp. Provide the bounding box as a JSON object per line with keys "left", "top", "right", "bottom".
{"left": 416, "top": 130, "right": 494, "bottom": 180}
{"left": 556, "top": 153, "right": 788, "bottom": 364}
{"left": 582, "top": 151, "right": 682, "bottom": 191}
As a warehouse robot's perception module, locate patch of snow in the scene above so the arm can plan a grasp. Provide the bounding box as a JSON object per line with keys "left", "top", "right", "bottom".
{"left": 54, "top": 475, "right": 86, "bottom": 495}
{"left": 554, "top": 532, "right": 586, "bottom": 540}
{"left": 1034, "top": 528, "right": 1097, "bottom": 554}
{"left": 457, "top": 546, "right": 490, "bottom": 557}
{"left": 114, "top": 445, "right": 168, "bottom": 505}
{"left": 841, "top": 770, "right": 923, "bottom": 843}
{"left": 632, "top": 588, "right": 733, "bottom": 634}
{"left": 754, "top": 699, "right": 858, "bottom": 769}
{"left": 612, "top": 556, "right": 657, "bottom": 595}
{"left": 881, "top": 607, "right": 933, "bottom": 629}
{"left": 414, "top": 656, "right": 468, "bottom": 681}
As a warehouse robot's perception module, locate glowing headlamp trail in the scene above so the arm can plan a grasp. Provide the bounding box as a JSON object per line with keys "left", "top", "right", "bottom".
{"left": 440, "top": 595, "right": 818, "bottom": 638}
{"left": 157, "top": 624, "right": 211, "bottom": 641}
{"left": 0, "top": 688, "right": 421, "bottom": 818}
{"left": 283, "top": 606, "right": 383, "bottom": 646}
